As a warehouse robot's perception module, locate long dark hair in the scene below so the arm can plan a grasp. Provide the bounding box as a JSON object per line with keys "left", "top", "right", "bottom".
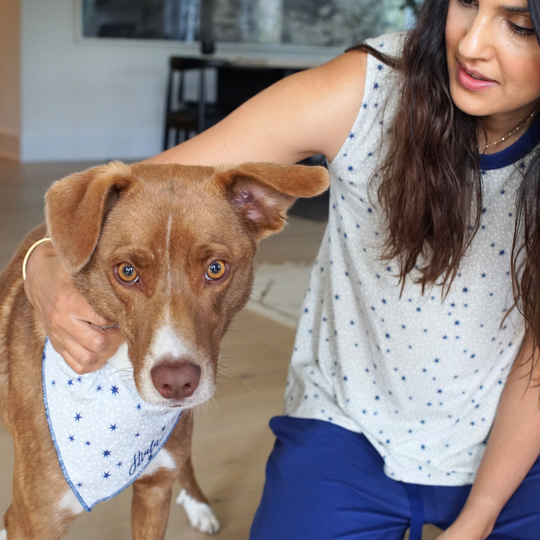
{"left": 513, "top": 0, "right": 540, "bottom": 362}
{"left": 353, "top": 0, "right": 540, "bottom": 355}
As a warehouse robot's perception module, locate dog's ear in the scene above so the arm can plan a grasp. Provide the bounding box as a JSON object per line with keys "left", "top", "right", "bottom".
{"left": 45, "top": 161, "right": 135, "bottom": 273}
{"left": 214, "top": 162, "right": 329, "bottom": 240}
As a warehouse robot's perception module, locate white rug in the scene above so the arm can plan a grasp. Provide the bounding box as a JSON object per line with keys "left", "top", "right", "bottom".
{"left": 246, "top": 262, "right": 313, "bottom": 329}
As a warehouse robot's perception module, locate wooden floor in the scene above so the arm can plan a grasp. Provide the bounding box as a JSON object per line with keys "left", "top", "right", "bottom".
{"left": 0, "top": 160, "right": 441, "bottom": 539}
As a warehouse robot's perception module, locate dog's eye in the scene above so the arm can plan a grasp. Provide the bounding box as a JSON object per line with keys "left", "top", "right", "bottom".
{"left": 117, "top": 263, "right": 138, "bottom": 283}
{"left": 206, "top": 260, "right": 226, "bottom": 280}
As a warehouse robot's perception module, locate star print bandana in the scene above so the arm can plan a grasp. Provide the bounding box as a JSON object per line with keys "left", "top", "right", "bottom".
{"left": 42, "top": 338, "right": 182, "bottom": 511}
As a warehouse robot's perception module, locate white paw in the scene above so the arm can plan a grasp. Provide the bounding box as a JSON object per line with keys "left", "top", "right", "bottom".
{"left": 176, "top": 489, "right": 220, "bottom": 535}
{"left": 0, "top": 529, "right": 7, "bottom": 540}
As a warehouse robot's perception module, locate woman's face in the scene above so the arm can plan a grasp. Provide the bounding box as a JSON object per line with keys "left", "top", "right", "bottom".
{"left": 446, "top": 0, "right": 540, "bottom": 128}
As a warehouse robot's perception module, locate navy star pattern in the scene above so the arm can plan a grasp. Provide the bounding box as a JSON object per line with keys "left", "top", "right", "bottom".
{"left": 282, "top": 32, "right": 529, "bottom": 487}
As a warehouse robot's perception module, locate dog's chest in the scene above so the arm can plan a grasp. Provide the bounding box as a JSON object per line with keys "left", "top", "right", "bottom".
{"left": 42, "top": 340, "right": 181, "bottom": 511}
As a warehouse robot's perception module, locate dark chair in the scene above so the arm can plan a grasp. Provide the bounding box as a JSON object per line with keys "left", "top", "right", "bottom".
{"left": 214, "top": 65, "right": 289, "bottom": 112}
{"left": 163, "top": 57, "right": 294, "bottom": 151}
{"left": 163, "top": 57, "right": 231, "bottom": 151}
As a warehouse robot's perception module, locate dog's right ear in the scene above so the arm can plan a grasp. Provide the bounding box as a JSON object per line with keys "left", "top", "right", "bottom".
{"left": 45, "top": 161, "right": 135, "bottom": 273}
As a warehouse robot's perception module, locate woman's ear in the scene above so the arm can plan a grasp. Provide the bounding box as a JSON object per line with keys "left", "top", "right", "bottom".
{"left": 45, "top": 161, "right": 136, "bottom": 273}
{"left": 214, "top": 162, "right": 329, "bottom": 241}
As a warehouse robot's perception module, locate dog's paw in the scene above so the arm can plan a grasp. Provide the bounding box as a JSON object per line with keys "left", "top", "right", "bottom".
{"left": 0, "top": 529, "right": 7, "bottom": 540}
{"left": 176, "top": 489, "right": 220, "bottom": 535}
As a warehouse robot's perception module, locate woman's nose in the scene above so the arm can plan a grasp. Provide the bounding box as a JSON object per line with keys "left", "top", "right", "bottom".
{"left": 458, "top": 13, "right": 495, "bottom": 61}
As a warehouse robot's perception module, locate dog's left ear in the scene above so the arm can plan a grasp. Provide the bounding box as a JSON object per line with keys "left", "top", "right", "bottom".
{"left": 45, "top": 161, "right": 136, "bottom": 273}
{"left": 215, "top": 162, "right": 329, "bottom": 240}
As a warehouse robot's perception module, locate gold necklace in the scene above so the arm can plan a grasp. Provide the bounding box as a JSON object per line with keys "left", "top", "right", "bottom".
{"left": 483, "top": 107, "right": 539, "bottom": 151}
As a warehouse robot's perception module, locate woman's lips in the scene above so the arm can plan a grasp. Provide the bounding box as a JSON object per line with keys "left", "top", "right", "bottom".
{"left": 457, "top": 63, "right": 498, "bottom": 91}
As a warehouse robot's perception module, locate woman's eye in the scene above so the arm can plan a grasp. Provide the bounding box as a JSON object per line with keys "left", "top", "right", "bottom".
{"left": 506, "top": 20, "right": 535, "bottom": 38}
{"left": 206, "top": 260, "right": 227, "bottom": 280}
{"left": 117, "top": 262, "right": 138, "bottom": 283}
{"left": 457, "top": 0, "right": 476, "bottom": 8}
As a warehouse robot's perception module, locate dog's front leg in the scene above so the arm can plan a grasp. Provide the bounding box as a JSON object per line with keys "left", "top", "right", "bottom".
{"left": 166, "top": 415, "right": 220, "bottom": 534}
{"left": 176, "top": 455, "right": 220, "bottom": 534}
{"left": 4, "top": 457, "right": 82, "bottom": 540}
{"left": 131, "top": 467, "right": 176, "bottom": 540}
{"left": 4, "top": 411, "right": 83, "bottom": 540}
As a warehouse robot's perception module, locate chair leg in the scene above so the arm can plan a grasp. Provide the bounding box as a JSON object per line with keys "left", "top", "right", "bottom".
{"left": 163, "top": 67, "right": 175, "bottom": 151}
{"left": 198, "top": 69, "right": 206, "bottom": 133}
{"left": 163, "top": 126, "right": 169, "bottom": 152}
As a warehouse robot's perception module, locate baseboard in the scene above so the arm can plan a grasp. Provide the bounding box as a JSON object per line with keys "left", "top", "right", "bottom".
{"left": 0, "top": 129, "right": 20, "bottom": 161}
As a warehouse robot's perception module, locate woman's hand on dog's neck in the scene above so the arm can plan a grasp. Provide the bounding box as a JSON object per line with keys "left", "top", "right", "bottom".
{"left": 24, "top": 240, "right": 124, "bottom": 374}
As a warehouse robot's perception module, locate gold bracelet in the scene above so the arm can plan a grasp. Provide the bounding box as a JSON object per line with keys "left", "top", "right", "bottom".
{"left": 22, "top": 237, "right": 52, "bottom": 280}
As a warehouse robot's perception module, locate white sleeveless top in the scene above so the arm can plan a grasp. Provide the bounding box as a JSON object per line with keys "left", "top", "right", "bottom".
{"left": 284, "top": 32, "right": 540, "bottom": 485}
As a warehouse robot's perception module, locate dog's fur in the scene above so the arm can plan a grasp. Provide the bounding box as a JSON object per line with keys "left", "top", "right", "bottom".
{"left": 0, "top": 161, "right": 329, "bottom": 540}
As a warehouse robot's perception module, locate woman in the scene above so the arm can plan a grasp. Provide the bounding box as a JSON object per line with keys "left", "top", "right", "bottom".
{"left": 24, "top": 0, "right": 540, "bottom": 537}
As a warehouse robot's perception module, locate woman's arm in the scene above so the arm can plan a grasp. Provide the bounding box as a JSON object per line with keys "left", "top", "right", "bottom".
{"left": 24, "top": 51, "right": 368, "bottom": 373}
{"left": 437, "top": 332, "right": 540, "bottom": 539}
{"left": 146, "top": 51, "right": 367, "bottom": 166}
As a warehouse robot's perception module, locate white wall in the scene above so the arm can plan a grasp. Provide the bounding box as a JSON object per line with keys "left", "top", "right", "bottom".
{"left": 20, "top": 0, "right": 196, "bottom": 162}
{"left": 0, "top": 0, "right": 21, "bottom": 160}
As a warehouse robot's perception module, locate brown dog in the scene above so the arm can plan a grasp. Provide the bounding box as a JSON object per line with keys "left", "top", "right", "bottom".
{"left": 0, "top": 161, "right": 329, "bottom": 540}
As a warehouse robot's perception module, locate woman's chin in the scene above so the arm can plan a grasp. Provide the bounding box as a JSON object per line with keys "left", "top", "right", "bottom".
{"left": 449, "top": 82, "right": 501, "bottom": 118}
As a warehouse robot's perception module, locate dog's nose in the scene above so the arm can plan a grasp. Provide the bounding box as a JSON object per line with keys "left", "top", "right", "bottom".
{"left": 151, "top": 361, "right": 201, "bottom": 400}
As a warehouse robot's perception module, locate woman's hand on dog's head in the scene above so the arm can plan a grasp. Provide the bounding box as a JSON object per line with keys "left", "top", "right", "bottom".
{"left": 23, "top": 241, "right": 125, "bottom": 374}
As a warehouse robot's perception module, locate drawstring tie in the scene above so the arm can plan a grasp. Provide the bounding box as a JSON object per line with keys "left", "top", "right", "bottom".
{"left": 403, "top": 483, "right": 424, "bottom": 540}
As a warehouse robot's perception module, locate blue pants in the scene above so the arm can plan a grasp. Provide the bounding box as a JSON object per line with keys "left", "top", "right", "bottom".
{"left": 250, "top": 417, "right": 540, "bottom": 540}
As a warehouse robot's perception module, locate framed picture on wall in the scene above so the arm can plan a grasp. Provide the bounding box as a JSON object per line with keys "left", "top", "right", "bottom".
{"left": 81, "top": 0, "right": 421, "bottom": 51}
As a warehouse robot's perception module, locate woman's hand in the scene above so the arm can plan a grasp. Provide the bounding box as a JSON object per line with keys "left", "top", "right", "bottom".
{"left": 434, "top": 515, "right": 494, "bottom": 540}
{"left": 435, "top": 529, "right": 479, "bottom": 540}
{"left": 434, "top": 501, "right": 496, "bottom": 539}
{"left": 23, "top": 241, "right": 124, "bottom": 374}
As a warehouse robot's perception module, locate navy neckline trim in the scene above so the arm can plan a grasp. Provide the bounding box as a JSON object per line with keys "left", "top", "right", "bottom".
{"left": 479, "top": 112, "right": 540, "bottom": 171}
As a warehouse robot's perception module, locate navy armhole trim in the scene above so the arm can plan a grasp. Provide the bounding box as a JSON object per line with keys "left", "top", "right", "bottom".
{"left": 479, "top": 113, "right": 540, "bottom": 171}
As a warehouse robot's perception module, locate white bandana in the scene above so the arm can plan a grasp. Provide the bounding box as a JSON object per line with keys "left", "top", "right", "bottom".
{"left": 42, "top": 338, "right": 182, "bottom": 511}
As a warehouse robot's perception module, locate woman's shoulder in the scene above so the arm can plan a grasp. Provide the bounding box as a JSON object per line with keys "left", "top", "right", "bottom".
{"left": 305, "top": 33, "right": 405, "bottom": 160}
{"left": 300, "top": 50, "right": 368, "bottom": 161}
{"left": 363, "top": 32, "right": 407, "bottom": 58}
{"left": 312, "top": 31, "right": 405, "bottom": 96}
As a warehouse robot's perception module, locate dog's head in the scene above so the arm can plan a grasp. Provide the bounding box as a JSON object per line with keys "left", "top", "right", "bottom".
{"left": 45, "top": 161, "right": 328, "bottom": 408}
